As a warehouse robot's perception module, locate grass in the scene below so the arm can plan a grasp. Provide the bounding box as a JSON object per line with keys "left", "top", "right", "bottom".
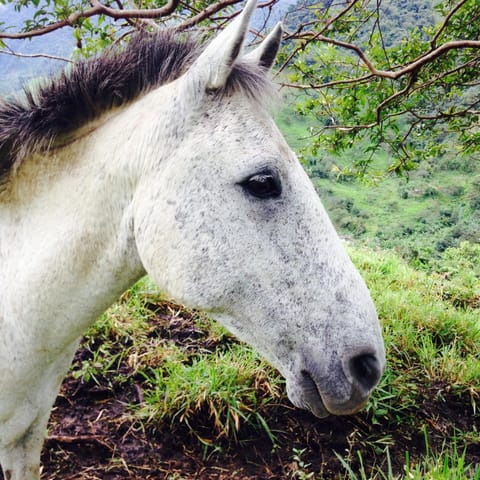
{"left": 135, "top": 344, "right": 281, "bottom": 444}
{"left": 336, "top": 449, "right": 480, "bottom": 480}
{"left": 72, "top": 278, "right": 283, "bottom": 445}
{"left": 350, "top": 247, "right": 479, "bottom": 465}
{"left": 335, "top": 429, "right": 480, "bottom": 480}
{"left": 69, "top": 245, "right": 479, "bottom": 478}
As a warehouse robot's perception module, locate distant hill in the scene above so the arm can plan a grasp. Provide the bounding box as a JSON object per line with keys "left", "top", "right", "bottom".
{"left": 283, "top": 0, "right": 439, "bottom": 46}
{"left": 0, "top": 3, "right": 74, "bottom": 95}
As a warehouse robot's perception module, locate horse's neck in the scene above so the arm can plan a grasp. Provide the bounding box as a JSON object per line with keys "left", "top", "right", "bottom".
{"left": 0, "top": 105, "right": 149, "bottom": 349}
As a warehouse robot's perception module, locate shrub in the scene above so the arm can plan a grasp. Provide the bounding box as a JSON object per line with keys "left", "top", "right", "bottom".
{"left": 422, "top": 186, "right": 439, "bottom": 198}
{"left": 430, "top": 241, "right": 480, "bottom": 308}
{"left": 469, "top": 191, "right": 480, "bottom": 210}
{"left": 447, "top": 185, "right": 465, "bottom": 197}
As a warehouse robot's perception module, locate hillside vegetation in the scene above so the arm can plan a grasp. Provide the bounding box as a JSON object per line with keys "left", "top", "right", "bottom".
{"left": 276, "top": 99, "right": 480, "bottom": 274}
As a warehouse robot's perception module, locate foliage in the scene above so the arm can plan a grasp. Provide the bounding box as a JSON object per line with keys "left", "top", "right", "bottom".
{"left": 281, "top": 0, "right": 480, "bottom": 175}
{"left": 430, "top": 241, "right": 480, "bottom": 308}
{"left": 277, "top": 99, "right": 480, "bottom": 270}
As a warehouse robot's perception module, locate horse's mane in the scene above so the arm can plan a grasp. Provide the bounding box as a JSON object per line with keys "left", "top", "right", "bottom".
{"left": 0, "top": 30, "right": 272, "bottom": 186}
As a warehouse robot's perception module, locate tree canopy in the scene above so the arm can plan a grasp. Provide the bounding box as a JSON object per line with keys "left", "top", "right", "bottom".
{"left": 281, "top": 0, "right": 480, "bottom": 175}
{"left": 1, "top": 0, "right": 479, "bottom": 175}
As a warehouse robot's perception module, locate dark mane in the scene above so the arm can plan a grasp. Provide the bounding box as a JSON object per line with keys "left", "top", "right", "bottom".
{"left": 0, "top": 30, "right": 272, "bottom": 186}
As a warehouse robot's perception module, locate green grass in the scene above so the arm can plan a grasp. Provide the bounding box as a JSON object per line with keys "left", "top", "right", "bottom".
{"left": 352, "top": 248, "right": 479, "bottom": 396}
{"left": 336, "top": 441, "right": 480, "bottom": 480}
{"left": 71, "top": 245, "right": 479, "bottom": 478}
{"left": 134, "top": 343, "right": 281, "bottom": 443}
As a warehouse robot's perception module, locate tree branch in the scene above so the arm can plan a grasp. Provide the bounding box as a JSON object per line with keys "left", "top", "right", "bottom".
{"left": 276, "top": 0, "right": 362, "bottom": 75}
{"left": 0, "top": 0, "right": 180, "bottom": 39}
{"left": 375, "top": 73, "right": 416, "bottom": 123}
{"left": 312, "top": 35, "right": 480, "bottom": 80}
{"left": 407, "top": 99, "right": 480, "bottom": 121}
{"left": 407, "top": 56, "right": 480, "bottom": 97}
{"left": 176, "top": 0, "right": 278, "bottom": 31}
{"left": 0, "top": 0, "right": 279, "bottom": 40}
{"left": 279, "top": 73, "right": 374, "bottom": 90}
{"left": 89, "top": 0, "right": 180, "bottom": 19}
{"left": 0, "top": 46, "right": 73, "bottom": 63}
{"left": 0, "top": 18, "right": 74, "bottom": 40}
{"left": 430, "top": 0, "right": 469, "bottom": 49}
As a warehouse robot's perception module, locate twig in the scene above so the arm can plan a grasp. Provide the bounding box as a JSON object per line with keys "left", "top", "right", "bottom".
{"left": 134, "top": 383, "right": 144, "bottom": 404}
{"left": 376, "top": 72, "right": 417, "bottom": 123}
{"left": 407, "top": 99, "right": 480, "bottom": 121}
{"left": 89, "top": 0, "right": 180, "bottom": 19}
{"left": 46, "top": 434, "right": 113, "bottom": 451}
{"left": 0, "top": 49, "right": 73, "bottom": 63}
{"left": 176, "top": 0, "right": 278, "bottom": 31}
{"left": 279, "top": 73, "right": 374, "bottom": 90}
{"left": 276, "top": 0, "right": 363, "bottom": 75}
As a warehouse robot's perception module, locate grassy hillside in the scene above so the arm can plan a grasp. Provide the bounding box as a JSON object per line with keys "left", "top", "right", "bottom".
{"left": 38, "top": 245, "right": 479, "bottom": 479}
{"left": 275, "top": 100, "right": 480, "bottom": 272}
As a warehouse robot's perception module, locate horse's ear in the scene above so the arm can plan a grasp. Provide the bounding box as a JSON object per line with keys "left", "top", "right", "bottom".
{"left": 185, "top": 0, "right": 257, "bottom": 90}
{"left": 243, "top": 22, "right": 283, "bottom": 70}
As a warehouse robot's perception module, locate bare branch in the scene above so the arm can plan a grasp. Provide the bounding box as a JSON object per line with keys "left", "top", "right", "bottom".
{"left": 0, "top": 18, "right": 75, "bottom": 40}
{"left": 89, "top": 0, "right": 180, "bottom": 19}
{"left": 0, "top": 47, "right": 73, "bottom": 63}
{"left": 279, "top": 73, "right": 374, "bottom": 90}
{"left": 176, "top": 0, "right": 278, "bottom": 31}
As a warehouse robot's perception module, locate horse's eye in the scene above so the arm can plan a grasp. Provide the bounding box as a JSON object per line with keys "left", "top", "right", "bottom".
{"left": 241, "top": 171, "right": 282, "bottom": 199}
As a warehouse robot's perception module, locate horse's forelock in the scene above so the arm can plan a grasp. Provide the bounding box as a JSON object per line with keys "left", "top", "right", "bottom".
{"left": 225, "top": 60, "right": 277, "bottom": 102}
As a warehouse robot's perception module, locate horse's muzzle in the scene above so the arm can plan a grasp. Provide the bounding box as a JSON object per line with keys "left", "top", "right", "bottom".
{"left": 287, "top": 350, "right": 384, "bottom": 418}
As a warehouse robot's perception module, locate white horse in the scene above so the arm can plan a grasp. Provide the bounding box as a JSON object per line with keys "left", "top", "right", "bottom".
{"left": 0, "top": 1, "right": 385, "bottom": 478}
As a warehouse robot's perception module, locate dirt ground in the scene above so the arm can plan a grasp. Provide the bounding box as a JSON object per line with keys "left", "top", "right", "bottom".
{"left": 2, "top": 308, "right": 479, "bottom": 480}
{"left": 39, "top": 385, "right": 478, "bottom": 479}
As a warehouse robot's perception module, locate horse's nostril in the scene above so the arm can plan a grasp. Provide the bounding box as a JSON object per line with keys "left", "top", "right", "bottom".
{"left": 349, "top": 353, "right": 381, "bottom": 391}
